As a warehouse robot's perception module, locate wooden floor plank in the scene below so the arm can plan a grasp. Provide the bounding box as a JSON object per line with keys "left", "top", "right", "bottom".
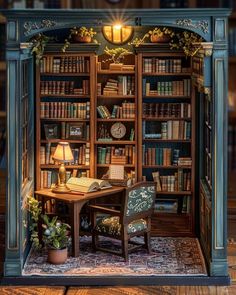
{"left": 67, "top": 286, "right": 178, "bottom": 295}
{"left": 67, "top": 286, "right": 236, "bottom": 295}
{"left": 0, "top": 286, "right": 65, "bottom": 295}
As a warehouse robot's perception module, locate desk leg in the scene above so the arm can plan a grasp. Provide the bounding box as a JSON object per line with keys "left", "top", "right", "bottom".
{"left": 70, "top": 201, "right": 86, "bottom": 257}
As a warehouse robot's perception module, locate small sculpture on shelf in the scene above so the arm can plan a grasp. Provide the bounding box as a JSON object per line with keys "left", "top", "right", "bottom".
{"left": 97, "top": 124, "right": 112, "bottom": 141}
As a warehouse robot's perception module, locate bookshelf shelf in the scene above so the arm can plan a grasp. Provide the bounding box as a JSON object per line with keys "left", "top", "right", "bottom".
{"left": 143, "top": 95, "right": 191, "bottom": 99}
{"left": 40, "top": 94, "right": 90, "bottom": 98}
{"left": 143, "top": 117, "right": 191, "bottom": 121}
{"left": 40, "top": 165, "right": 90, "bottom": 169}
{"left": 154, "top": 212, "right": 191, "bottom": 217}
{"left": 156, "top": 191, "right": 192, "bottom": 195}
{"left": 40, "top": 73, "right": 90, "bottom": 77}
{"left": 40, "top": 118, "right": 90, "bottom": 122}
{"left": 95, "top": 141, "right": 136, "bottom": 145}
{"left": 97, "top": 164, "right": 135, "bottom": 167}
{"left": 143, "top": 139, "right": 191, "bottom": 142}
{"left": 40, "top": 139, "right": 89, "bottom": 144}
{"left": 97, "top": 118, "right": 135, "bottom": 122}
{"left": 97, "top": 95, "right": 135, "bottom": 99}
{"left": 142, "top": 72, "right": 191, "bottom": 76}
{"left": 142, "top": 165, "right": 191, "bottom": 169}
{"left": 98, "top": 70, "right": 135, "bottom": 74}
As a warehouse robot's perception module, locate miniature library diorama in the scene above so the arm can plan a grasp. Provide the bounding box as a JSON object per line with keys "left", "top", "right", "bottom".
{"left": 2, "top": 8, "right": 230, "bottom": 285}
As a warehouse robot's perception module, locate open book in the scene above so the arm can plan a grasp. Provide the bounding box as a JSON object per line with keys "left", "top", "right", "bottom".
{"left": 66, "top": 177, "right": 112, "bottom": 193}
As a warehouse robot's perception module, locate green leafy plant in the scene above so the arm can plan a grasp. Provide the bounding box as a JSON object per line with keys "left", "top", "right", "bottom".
{"left": 103, "top": 46, "right": 133, "bottom": 64}
{"left": 31, "top": 33, "right": 54, "bottom": 64}
{"left": 42, "top": 215, "right": 71, "bottom": 250}
{"left": 170, "top": 31, "right": 203, "bottom": 57}
{"left": 27, "top": 194, "right": 42, "bottom": 250}
{"left": 129, "top": 27, "right": 174, "bottom": 47}
{"left": 148, "top": 27, "right": 175, "bottom": 39}
{"left": 62, "top": 26, "right": 97, "bottom": 52}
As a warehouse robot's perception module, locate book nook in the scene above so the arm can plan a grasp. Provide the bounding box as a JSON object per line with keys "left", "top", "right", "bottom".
{"left": 1, "top": 8, "right": 230, "bottom": 286}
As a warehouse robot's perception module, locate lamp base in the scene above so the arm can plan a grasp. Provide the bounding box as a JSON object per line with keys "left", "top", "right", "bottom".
{"left": 52, "top": 184, "right": 71, "bottom": 194}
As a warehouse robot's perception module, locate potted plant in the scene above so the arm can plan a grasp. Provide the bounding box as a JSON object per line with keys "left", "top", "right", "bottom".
{"left": 148, "top": 27, "right": 175, "bottom": 43}
{"left": 103, "top": 46, "right": 133, "bottom": 70}
{"left": 31, "top": 33, "right": 54, "bottom": 64}
{"left": 129, "top": 27, "right": 174, "bottom": 47}
{"left": 27, "top": 194, "right": 42, "bottom": 250}
{"left": 62, "top": 26, "right": 97, "bottom": 52}
{"left": 42, "top": 214, "right": 71, "bottom": 264}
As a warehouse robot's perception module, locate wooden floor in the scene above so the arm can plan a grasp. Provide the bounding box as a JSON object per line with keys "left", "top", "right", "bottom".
{"left": 0, "top": 243, "right": 236, "bottom": 295}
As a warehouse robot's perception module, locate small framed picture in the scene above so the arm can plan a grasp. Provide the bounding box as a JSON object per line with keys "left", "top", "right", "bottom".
{"left": 44, "top": 124, "right": 59, "bottom": 140}
{"left": 67, "top": 123, "right": 85, "bottom": 140}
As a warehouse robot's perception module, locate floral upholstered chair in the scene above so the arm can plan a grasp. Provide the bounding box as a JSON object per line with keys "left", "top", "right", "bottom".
{"left": 89, "top": 182, "right": 156, "bottom": 261}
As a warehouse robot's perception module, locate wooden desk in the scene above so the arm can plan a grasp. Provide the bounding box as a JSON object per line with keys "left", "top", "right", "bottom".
{"left": 35, "top": 187, "right": 125, "bottom": 257}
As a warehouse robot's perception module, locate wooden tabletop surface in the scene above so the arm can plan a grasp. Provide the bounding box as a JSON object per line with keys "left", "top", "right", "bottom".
{"left": 35, "top": 186, "right": 125, "bottom": 203}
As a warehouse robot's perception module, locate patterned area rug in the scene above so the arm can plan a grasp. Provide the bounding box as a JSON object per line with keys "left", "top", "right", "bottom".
{"left": 23, "top": 237, "right": 207, "bottom": 276}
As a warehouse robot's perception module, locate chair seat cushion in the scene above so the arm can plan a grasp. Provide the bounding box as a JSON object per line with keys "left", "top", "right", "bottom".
{"left": 95, "top": 216, "right": 147, "bottom": 236}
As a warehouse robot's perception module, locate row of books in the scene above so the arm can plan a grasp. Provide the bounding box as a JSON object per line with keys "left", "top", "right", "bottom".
{"left": 228, "top": 123, "right": 236, "bottom": 171}
{"left": 97, "top": 146, "right": 135, "bottom": 165}
{"left": 40, "top": 143, "right": 90, "bottom": 166}
{"left": 40, "top": 170, "right": 70, "bottom": 189}
{"left": 40, "top": 80, "right": 89, "bottom": 95}
{"left": 40, "top": 169, "right": 90, "bottom": 189}
{"left": 143, "top": 121, "right": 191, "bottom": 140}
{"left": 154, "top": 195, "right": 190, "bottom": 214}
{"left": 229, "top": 27, "right": 236, "bottom": 56}
{"left": 192, "top": 56, "right": 203, "bottom": 77}
{"left": 143, "top": 79, "right": 191, "bottom": 96}
{"left": 143, "top": 102, "right": 191, "bottom": 118}
{"left": 143, "top": 58, "right": 190, "bottom": 73}
{"left": 97, "top": 103, "right": 135, "bottom": 119}
{"left": 40, "top": 56, "right": 90, "bottom": 74}
{"left": 98, "top": 76, "right": 135, "bottom": 96}
{"left": 142, "top": 146, "right": 192, "bottom": 166}
{"left": 152, "top": 170, "right": 191, "bottom": 192}
{"left": 40, "top": 101, "right": 90, "bottom": 119}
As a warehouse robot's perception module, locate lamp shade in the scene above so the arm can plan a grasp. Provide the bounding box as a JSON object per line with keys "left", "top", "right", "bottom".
{"left": 53, "top": 142, "right": 74, "bottom": 163}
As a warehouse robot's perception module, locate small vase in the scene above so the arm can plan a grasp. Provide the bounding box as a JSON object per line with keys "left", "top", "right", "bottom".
{"left": 47, "top": 248, "right": 68, "bottom": 264}
{"left": 150, "top": 34, "right": 170, "bottom": 43}
{"left": 73, "top": 35, "right": 92, "bottom": 43}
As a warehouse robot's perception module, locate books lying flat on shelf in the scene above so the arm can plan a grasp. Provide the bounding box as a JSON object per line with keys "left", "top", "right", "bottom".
{"left": 66, "top": 177, "right": 112, "bottom": 193}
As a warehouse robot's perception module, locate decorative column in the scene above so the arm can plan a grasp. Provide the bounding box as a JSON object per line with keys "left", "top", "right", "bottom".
{"left": 210, "top": 16, "right": 228, "bottom": 276}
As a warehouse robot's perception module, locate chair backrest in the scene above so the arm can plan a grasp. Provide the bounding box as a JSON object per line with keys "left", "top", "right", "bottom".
{"left": 124, "top": 182, "right": 156, "bottom": 217}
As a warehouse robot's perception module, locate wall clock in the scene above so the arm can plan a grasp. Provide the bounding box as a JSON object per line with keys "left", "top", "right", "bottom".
{"left": 110, "top": 122, "right": 126, "bottom": 139}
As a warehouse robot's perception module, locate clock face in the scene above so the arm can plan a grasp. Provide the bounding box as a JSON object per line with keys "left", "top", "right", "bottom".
{"left": 110, "top": 122, "right": 126, "bottom": 139}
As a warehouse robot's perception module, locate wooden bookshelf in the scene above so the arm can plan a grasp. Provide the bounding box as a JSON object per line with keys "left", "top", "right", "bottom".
{"left": 36, "top": 50, "right": 96, "bottom": 190}
{"left": 95, "top": 54, "right": 137, "bottom": 181}
{"left": 137, "top": 50, "right": 195, "bottom": 236}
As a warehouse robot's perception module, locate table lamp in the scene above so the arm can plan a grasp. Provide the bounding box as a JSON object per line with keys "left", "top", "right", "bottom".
{"left": 52, "top": 142, "right": 74, "bottom": 193}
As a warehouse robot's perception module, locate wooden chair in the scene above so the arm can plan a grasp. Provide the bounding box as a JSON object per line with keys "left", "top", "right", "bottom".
{"left": 89, "top": 182, "right": 156, "bottom": 261}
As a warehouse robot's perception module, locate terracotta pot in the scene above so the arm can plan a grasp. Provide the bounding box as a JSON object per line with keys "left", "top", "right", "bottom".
{"left": 47, "top": 248, "right": 68, "bottom": 264}
{"left": 150, "top": 34, "right": 170, "bottom": 43}
{"left": 73, "top": 35, "right": 92, "bottom": 43}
